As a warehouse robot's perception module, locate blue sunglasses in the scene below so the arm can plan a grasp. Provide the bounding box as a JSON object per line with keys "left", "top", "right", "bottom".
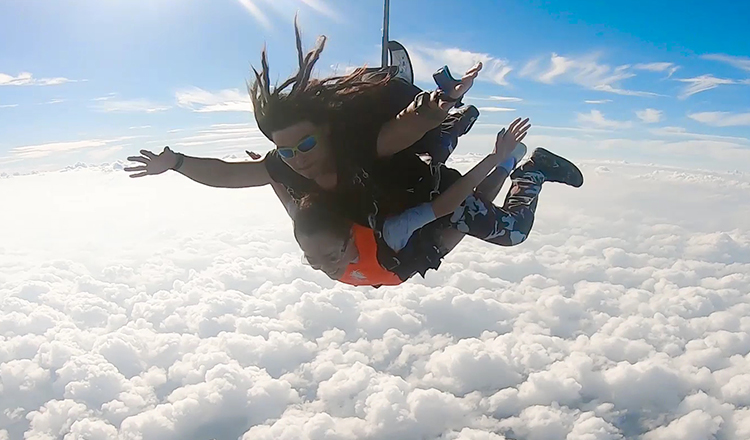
{"left": 277, "top": 135, "right": 318, "bottom": 159}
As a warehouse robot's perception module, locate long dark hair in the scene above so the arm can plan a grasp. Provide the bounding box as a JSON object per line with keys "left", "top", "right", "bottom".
{"left": 248, "top": 17, "right": 394, "bottom": 141}
{"left": 293, "top": 194, "right": 352, "bottom": 243}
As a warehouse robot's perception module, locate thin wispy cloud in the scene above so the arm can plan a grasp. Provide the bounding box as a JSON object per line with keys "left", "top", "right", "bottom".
{"left": 93, "top": 99, "right": 171, "bottom": 113}
{"left": 87, "top": 145, "right": 125, "bottom": 162}
{"left": 0, "top": 103, "right": 19, "bottom": 108}
{"left": 689, "top": 111, "right": 750, "bottom": 127}
{"left": 532, "top": 124, "right": 613, "bottom": 133}
{"left": 634, "top": 62, "right": 680, "bottom": 77}
{"left": 92, "top": 93, "right": 118, "bottom": 102}
{"left": 636, "top": 108, "right": 663, "bottom": 124}
{"left": 8, "top": 136, "right": 138, "bottom": 160}
{"left": 521, "top": 53, "right": 660, "bottom": 97}
{"left": 593, "top": 84, "right": 662, "bottom": 97}
{"left": 675, "top": 74, "right": 749, "bottom": 99}
{"left": 144, "top": 123, "right": 267, "bottom": 155}
{"left": 468, "top": 95, "right": 523, "bottom": 103}
{"left": 576, "top": 109, "right": 632, "bottom": 129}
{"left": 46, "top": 99, "right": 65, "bottom": 104}
{"left": 408, "top": 45, "right": 512, "bottom": 86}
{"left": 175, "top": 87, "right": 253, "bottom": 113}
{"left": 0, "top": 156, "right": 22, "bottom": 166}
{"left": 650, "top": 126, "right": 750, "bottom": 144}
{"left": 702, "top": 54, "right": 750, "bottom": 72}
{"left": 477, "top": 106, "right": 516, "bottom": 112}
{"left": 0, "top": 72, "right": 75, "bottom": 86}
{"left": 585, "top": 99, "right": 612, "bottom": 104}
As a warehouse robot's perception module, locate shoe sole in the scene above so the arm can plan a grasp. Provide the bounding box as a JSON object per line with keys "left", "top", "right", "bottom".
{"left": 509, "top": 142, "right": 527, "bottom": 169}
{"left": 533, "top": 147, "right": 584, "bottom": 188}
{"left": 456, "top": 105, "right": 480, "bottom": 137}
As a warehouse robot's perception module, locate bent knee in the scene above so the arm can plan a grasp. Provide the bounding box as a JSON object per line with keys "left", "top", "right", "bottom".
{"left": 491, "top": 229, "right": 529, "bottom": 247}
{"left": 509, "top": 230, "right": 529, "bottom": 245}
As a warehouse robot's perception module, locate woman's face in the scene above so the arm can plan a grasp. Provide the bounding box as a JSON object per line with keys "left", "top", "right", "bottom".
{"left": 296, "top": 229, "right": 355, "bottom": 280}
{"left": 271, "top": 121, "right": 333, "bottom": 180}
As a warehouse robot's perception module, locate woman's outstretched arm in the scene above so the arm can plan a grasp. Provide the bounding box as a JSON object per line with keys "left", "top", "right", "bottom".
{"left": 125, "top": 146, "right": 272, "bottom": 188}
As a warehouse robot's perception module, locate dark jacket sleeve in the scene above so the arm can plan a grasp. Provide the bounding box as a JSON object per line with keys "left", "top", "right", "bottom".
{"left": 333, "top": 78, "right": 425, "bottom": 163}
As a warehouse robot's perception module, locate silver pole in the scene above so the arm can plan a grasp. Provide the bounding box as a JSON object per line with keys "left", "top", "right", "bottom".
{"left": 381, "top": 0, "right": 390, "bottom": 68}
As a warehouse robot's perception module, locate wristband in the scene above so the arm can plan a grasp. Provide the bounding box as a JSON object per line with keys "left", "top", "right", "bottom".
{"left": 173, "top": 153, "right": 185, "bottom": 171}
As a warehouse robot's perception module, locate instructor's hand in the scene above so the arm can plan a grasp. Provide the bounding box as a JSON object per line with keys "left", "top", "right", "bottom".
{"left": 444, "top": 62, "right": 483, "bottom": 103}
{"left": 125, "top": 146, "right": 179, "bottom": 178}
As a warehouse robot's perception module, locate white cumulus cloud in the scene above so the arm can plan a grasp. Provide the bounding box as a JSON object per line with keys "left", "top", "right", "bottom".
{"left": 636, "top": 108, "right": 663, "bottom": 123}
{"left": 577, "top": 110, "right": 632, "bottom": 129}
{"left": 408, "top": 45, "right": 512, "bottom": 86}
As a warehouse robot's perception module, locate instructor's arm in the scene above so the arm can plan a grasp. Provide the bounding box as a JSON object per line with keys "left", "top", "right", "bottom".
{"left": 375, "top": 62, "right": 482, "bottom": 158}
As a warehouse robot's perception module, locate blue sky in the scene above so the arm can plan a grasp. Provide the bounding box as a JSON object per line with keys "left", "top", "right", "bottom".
{"left": 1, "top": 0, "right": 749, "bottom": 173}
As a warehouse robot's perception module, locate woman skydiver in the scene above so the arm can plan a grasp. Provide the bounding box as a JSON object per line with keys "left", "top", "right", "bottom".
{"left": 125, "top": 21, "right": 484, "bottom": 280}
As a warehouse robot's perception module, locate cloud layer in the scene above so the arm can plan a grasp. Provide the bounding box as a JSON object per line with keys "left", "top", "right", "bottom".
{"left": 2, "top": 158, "right": 750, "bottom": 439}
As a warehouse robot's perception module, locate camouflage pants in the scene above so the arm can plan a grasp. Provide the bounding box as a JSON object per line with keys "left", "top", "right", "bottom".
{"left": 448, "top": 169, "right": 545, "bottom": 246}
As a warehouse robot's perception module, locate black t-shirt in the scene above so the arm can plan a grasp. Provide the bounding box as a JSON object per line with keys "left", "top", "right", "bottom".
{"left": 263, "top": 77, "right": 461, "bottom": 228}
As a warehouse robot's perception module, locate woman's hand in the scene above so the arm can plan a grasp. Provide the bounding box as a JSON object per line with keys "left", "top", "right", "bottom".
{"left": 125, "top": 147, "right": 179, "bottom": 178}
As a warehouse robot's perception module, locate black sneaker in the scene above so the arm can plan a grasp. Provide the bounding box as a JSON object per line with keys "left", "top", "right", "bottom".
{"left": 513, "top": 147, "right": 584, "bottom": 188}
